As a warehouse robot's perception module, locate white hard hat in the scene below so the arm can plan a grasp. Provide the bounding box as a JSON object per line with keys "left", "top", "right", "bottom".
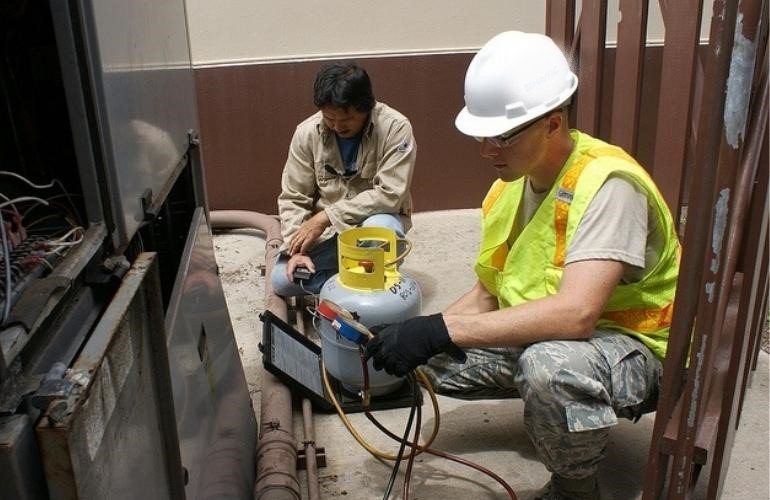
{"left": 455, "top": 31, "right": 578, "bottom": 138}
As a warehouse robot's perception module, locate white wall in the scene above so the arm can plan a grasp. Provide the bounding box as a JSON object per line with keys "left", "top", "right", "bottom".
{"left": 185, "top": 1, "right": 544, "bottom": 65}
{"left": 184, "top": 1, "right": 712, "bottom": 67}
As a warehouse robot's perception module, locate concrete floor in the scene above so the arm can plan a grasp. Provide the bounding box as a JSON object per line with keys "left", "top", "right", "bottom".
{"left": 213, "top": 209, "right": 769, "bottom": 500}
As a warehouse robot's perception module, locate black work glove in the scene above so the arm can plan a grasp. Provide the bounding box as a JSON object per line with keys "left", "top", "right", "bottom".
{"left": 364, "top": 313, "right": 467, "bottom": 377}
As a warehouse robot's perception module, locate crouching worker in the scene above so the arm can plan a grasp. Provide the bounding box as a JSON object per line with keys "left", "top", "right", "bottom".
{"left": 365, "top": 31, "right": 680, "bottom": 500}
{"left": 271, "top": 61, "right": 416, "bottom": 296}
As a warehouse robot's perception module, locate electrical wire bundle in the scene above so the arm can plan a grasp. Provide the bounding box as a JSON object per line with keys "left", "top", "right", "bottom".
{"left": 0, "top": 170, "right": 84, "bottom": 325}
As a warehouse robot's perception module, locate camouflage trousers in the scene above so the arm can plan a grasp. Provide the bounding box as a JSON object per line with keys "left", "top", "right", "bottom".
{"left": 420, "top": 331, "right": 662, "bottom": 480}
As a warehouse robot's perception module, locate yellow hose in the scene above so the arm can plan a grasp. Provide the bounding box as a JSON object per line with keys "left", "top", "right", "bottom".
{"left": 317, "top": 298, "right": 439, "bottom": 460}
{"left": 321, "top": 363, "right": 441, "bottom": 460}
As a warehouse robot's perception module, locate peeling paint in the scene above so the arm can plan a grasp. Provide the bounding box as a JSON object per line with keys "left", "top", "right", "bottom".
{"left": 687, "top": 335, "right": 708, "bottom": 427}
{"left": 715, "top": 0, "right": 726, "bottom": 21}
{"left": 70, "top": 369, "right": 91, "bottom": 388}
{"left": 705, "top": 281, "right": 716, "bottom": 303}
{"left": 710, "top": 188, "right": 730, "bottom": 273}
{"left": 714, "top": 1, "right": 727, "bottom": 56}
{"left": 724, "top": 12, "right": 757, "bottom": 148}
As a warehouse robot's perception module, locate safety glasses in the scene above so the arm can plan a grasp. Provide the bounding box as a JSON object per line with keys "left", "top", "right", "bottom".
{"left": 474, "top": 115, "right": 544, "bottom": 148}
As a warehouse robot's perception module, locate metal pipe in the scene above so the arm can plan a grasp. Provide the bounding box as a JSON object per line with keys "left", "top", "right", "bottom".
{"left": 293, "top": 305, "right": 322, "bottom": 500}
{"left": 209, "top": 210, "right": 303, "bottom": 500}
{"left": 301, "top": 398, "right": 321, "bottom": 500}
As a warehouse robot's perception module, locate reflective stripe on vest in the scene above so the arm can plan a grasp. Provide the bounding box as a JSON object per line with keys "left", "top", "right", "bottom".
{"left": 602, "top": 302, "right": 674, "bottom": 334}
{"left": 553, "top": 153, "right": 593, "bottom": 267}
{"left": 482, "top": 180, "right": 513, "bottom": 271}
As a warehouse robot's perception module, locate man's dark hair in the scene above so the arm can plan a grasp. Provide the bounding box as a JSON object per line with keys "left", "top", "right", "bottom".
{"left": 313, "top": 62, "right": 375, "bottom": 113}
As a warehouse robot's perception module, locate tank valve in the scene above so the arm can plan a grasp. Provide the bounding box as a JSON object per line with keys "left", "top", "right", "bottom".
{"left": 317, "top": 299, "right": 371, "bottom": 345}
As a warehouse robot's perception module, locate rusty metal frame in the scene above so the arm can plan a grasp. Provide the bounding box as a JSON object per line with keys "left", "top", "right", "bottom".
{"left": 35, "top": 254, "right": 185, "bottom": 499}
{"left": 657, "top": 1, "right": 743, "bottom": 494}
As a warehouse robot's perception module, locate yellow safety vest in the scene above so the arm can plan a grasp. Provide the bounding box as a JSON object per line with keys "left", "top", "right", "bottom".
{"left": 474, "top": 131, "right": 680, "bottom": 359}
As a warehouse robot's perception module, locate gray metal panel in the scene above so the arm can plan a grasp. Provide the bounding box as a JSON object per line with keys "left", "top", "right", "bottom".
{"left": 0, "top": 414, "right": 48, "bottom": 499}
{"left": 36, "top": 254, "right": 184, "bottom": 500}
{"left": 165, "top": 208, "right": 256, "bottom": 500}
{"left": 77, "top": 0, "right": 199, "bottom": 250}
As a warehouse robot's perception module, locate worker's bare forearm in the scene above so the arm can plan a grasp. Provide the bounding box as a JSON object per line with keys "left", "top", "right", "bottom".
{"left": 444, "top": 295, "right": 591, "bottom": 348}
{"left": 443, "top": 259, "right": 626, "bottom": 348}
{"left": 444, "top": 280, "right": 498, "bottom": 316}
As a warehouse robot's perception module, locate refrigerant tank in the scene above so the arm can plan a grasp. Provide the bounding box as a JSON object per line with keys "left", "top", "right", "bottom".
{"left": 318, "top": 227, "right": 421, "bottom": 395}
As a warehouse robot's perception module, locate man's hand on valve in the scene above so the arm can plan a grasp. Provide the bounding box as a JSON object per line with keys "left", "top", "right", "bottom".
{"left": 364, "top": 314, "right": 467, "bottom": 377}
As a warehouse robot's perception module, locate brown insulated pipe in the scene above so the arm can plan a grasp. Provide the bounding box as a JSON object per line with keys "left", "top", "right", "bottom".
{"left": 209, "top": 210, "right": 301, "bottom": 500}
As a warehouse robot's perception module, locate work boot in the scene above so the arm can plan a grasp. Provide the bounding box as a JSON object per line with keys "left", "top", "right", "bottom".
{"left": 533, "top": 474, "right": 602, "bottom": 500}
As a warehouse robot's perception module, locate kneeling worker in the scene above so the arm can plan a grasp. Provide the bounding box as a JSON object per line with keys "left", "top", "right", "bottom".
{"left": 272, "top": 61, "right": 416, "bottom": 296}
{"left": 366, "top": 31, "right": 680, "bottom": 500}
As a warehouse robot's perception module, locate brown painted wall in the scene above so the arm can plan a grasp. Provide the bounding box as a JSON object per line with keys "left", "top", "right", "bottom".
{"left": 196, "top": 53, "right": 497, "bottom": 215}
{"left": 195, "top": 48, "right": 666, "bottom": 214}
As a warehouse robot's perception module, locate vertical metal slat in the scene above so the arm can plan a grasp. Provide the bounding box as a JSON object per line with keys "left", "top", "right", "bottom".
{"left": 650, "top": 0, "right": 706, "bottom": 217}
{"left": 664, "top": 1, "right": 742, "bottom": 496}
{"left": 575, "top": 0, "right": 608, "bottom": 135}
{"left": 546, "top": 0, "right": 577, "bottom": 53}
{"left": 610, "top": 0, "right": 648, "bottom": 155}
